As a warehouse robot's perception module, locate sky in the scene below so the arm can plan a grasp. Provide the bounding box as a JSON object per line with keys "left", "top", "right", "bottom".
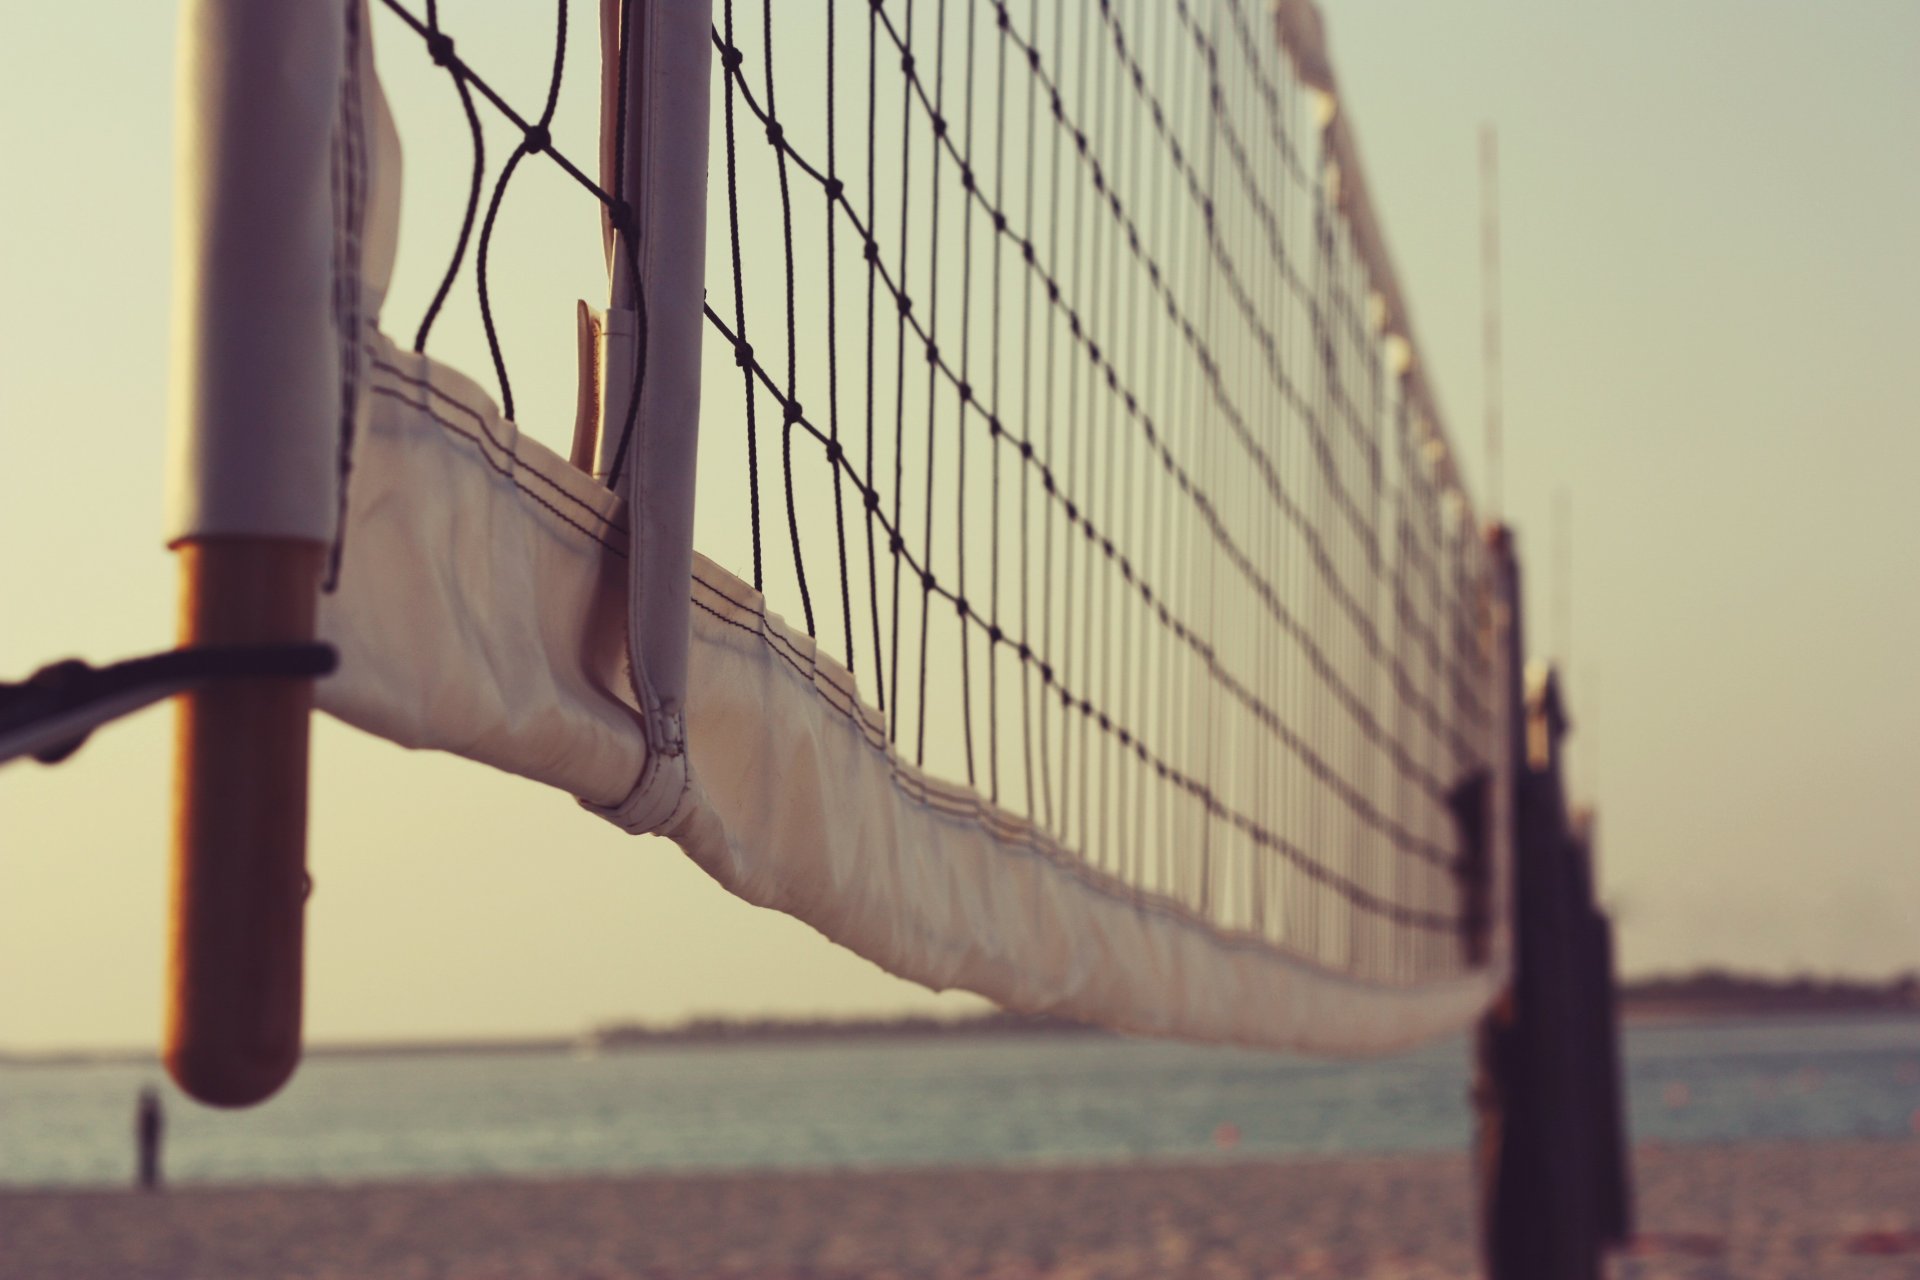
{"left": 3, "top": 1, "right": 1917, "bottom": 1053}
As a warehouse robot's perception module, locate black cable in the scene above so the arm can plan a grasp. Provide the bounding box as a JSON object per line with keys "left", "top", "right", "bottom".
{"left": 1, "top": 645, "right": 338, "bottom": 767}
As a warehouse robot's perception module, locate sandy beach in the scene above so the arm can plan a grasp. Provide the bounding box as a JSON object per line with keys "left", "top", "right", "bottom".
{"left": 4, "top": 1139, "right": 1918, "bottom": 1279}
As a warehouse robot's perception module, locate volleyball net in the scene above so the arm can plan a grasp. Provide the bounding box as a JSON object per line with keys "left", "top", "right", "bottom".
{"left": 166, "top": 0, "right": 1515, "bottom": 1058}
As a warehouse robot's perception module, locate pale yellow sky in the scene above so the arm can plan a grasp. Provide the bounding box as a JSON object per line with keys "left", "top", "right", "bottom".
{"left": 3, "top": 2, "right": 1917, "bottom": 1051}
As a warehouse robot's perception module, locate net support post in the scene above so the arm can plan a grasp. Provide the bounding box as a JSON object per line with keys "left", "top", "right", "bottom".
{"left": 163, "top": 0, "right": 352, "bottom": 1105}
{"left": 1474, "top": 527, "right": 1630, "bottom": 1278}
{"left": 168, "top": 539, "right": 323, "bottom": 1107}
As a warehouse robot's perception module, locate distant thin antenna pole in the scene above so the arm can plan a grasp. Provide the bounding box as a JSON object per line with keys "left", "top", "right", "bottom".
{"left": 1552, "top": 487, "right": 1572, "bottom": 673}
{"left": 1480, "top": 126, "right": 1502, "bottom": 520}
{"left": 1586, "top": 664, "right": 1601, "bottom": 801}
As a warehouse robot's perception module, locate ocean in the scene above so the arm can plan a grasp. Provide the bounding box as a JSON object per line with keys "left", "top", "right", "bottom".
{"left": 4, "top": 1015, "right": 1917, "bottom": 1187}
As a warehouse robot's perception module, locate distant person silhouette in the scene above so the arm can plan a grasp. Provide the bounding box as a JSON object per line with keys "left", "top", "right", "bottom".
{"left": 135, "top": 1087, "right": 164, "bottom": 1190}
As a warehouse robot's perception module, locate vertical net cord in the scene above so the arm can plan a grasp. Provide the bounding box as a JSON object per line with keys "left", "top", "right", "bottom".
{"left": 912, "top": 0, "right": 947, "bottom": 769}
{"left": 824, "top": 0, "right": 858, "bottom": 687}
{"left": 762, "top": 0, "right": 818, "bottom": 638}
{"left": 718, "top": 2, "right": 764, "bottom": 592}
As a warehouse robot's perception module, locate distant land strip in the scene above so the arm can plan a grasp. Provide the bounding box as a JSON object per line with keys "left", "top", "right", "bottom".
{"left": 5, "top": 972, "right": 1916, "bottom": 1065}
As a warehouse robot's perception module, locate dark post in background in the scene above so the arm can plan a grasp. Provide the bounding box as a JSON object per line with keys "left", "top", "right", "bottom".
{"left": 1476, "top": 528, "right": 1633, "bottom": 1280}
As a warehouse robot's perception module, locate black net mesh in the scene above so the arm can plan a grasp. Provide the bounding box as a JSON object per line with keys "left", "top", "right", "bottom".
{"left": 374, "top": 0, "right": 1498, "bottom": 986}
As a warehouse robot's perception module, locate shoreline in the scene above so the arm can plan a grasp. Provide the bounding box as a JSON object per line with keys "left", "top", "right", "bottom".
{"left": 6, "top": 1140, "right": 1918, "bottom": 1279}
{"left": 7, "top": 1006, "right": 1919, "bottom": 1068}
{"left": 3, "top": 1134, "right": 1915, "bottom": 1198}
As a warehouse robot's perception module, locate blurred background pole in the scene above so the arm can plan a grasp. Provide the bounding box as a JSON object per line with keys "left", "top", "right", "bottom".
{"left": 1476, "top": 529, "right": 1632, "bottom": 1279}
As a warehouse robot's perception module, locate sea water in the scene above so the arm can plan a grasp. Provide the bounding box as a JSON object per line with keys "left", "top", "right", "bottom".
{"left": 3, "top": 1016, "right": 1917, "bottom": 1187}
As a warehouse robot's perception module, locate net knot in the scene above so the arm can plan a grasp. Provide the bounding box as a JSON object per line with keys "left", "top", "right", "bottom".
{"left": 733, "top": 339, "right": 755, "bottom": 368}
{"left": 986, "top": 416, "right": 1002, "bottom": 438}
{"left": 900, "top": 52, "right": 916, "bottom": 75}
{"left": 721, "top": 44, "right": 744, "bottom": 72}
{"left": 824, "top": 438, "right": 842, "bottom": 463}
{"left": 954, "top": 596, "right": 968, "bottom": 617}
{"left": 522, "top": 123, "right": 550, "bottom": 155}
{"left": 824, "top": 177, "right": 845, "bottom": 200}
{"left": 783, "top": 399, "right": 805, "bottom": 424}
{"left": 925, "top": 343, "right": 939, "bottom": 366}
{"left": 765, "top": 121, "right": 785, "bottom": 148}
{"left": 957, "top": 381, "right": 971, "bottom": 404}
{"left": 931, "top": 115, "right": 948, "bottom": 139}
{"left": 426, "top": 31, "right": 456, "bottom": 67}
{"left": 987, "top": 624, "right": 1003, "bottom": 644}
{"left": 611, "top": 200, "right": 637, "bottom": 241}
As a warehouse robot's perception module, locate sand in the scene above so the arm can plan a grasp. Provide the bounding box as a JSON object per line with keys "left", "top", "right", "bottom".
{"left": 4, "top": 1140, "right": 1918, "bottom": 1279}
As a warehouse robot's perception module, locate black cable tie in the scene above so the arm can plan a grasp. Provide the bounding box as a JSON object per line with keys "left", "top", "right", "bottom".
{"left": 1, "top": 644, "right": 338, "bottom": 767}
